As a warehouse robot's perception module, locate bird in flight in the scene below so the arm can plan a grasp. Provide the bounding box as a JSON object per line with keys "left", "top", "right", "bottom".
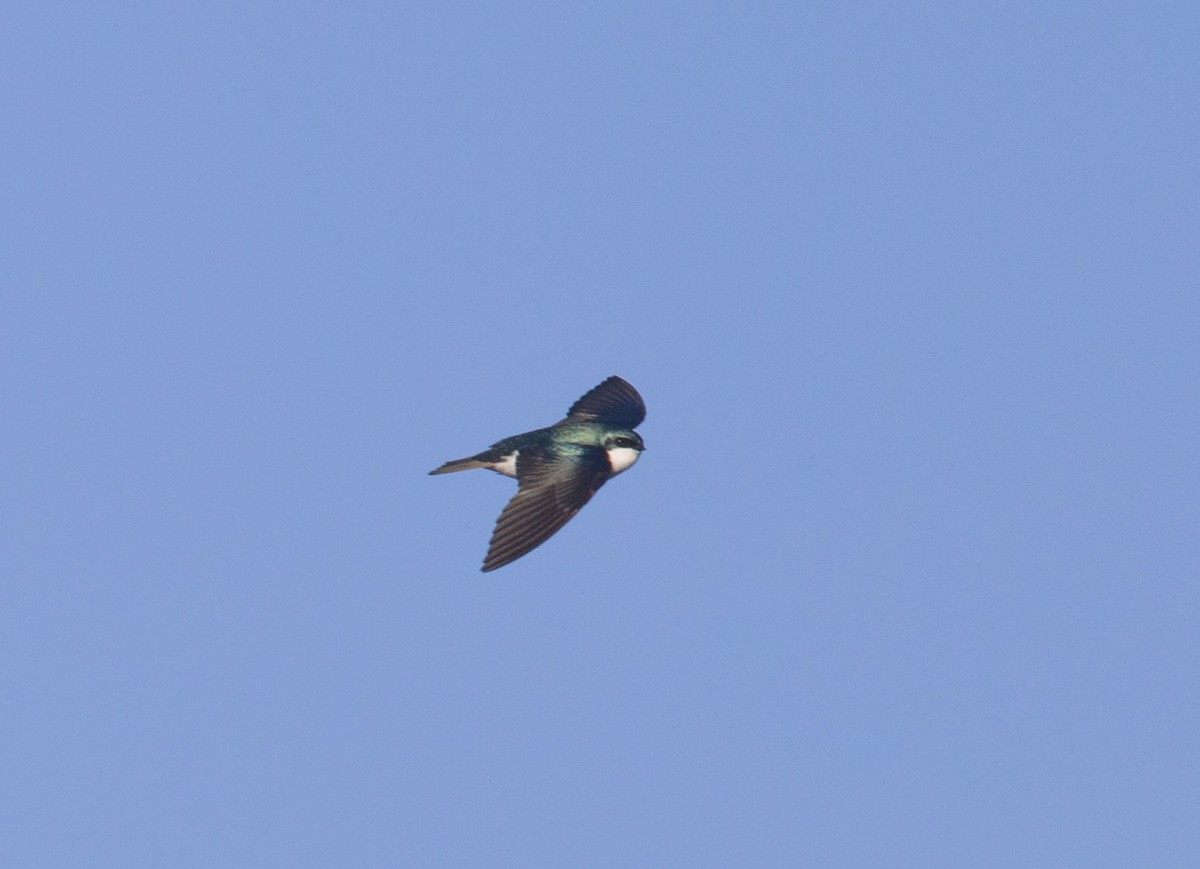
{"left": 430, "top": 375, "right": 646, "bottom": 572}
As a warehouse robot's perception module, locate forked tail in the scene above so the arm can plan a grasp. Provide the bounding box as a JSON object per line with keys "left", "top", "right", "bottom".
{"left": 429, "top": 457, "right": 487, "bottom": 475}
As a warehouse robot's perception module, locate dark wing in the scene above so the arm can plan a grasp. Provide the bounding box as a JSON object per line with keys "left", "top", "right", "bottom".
{"left": 564, "top": 376, "right": 645, "bottom": 428}
{"left": 481, "top": 445, "right": 611, "bottom": 572}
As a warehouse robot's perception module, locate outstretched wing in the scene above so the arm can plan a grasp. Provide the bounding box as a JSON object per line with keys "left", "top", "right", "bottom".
{"left": 564, "top": 376, "right": 645, "bottom": 428}
{"left": 482, "top": 445, "right": 611, "bottom": 572}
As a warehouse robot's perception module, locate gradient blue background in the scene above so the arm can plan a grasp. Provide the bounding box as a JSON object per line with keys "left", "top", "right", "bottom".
{"left": 4, "top": 4, "right": 1197, "bottom": 866}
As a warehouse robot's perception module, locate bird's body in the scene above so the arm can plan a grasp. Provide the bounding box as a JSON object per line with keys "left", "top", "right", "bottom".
{"left": 430, "top": 376, "right": 646, "bottom": 572}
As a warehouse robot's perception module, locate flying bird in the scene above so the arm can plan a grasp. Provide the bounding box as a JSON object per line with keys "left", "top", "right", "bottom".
{"left": 430, "top": 375, "right": 646, "bottom": 572}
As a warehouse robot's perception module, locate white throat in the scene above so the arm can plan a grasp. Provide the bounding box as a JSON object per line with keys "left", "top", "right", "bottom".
{"left": 606, "top": 446, "right": 641, "bottom": 475}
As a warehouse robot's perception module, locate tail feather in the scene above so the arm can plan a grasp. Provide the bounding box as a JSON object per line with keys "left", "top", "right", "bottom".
{"left": 429, "top": 457, "right": 487, "bottom": 475}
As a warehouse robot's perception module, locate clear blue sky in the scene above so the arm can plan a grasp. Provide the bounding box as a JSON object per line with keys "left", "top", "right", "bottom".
{"left": 3, "top": 4, "right": 1197, "bottom": 866}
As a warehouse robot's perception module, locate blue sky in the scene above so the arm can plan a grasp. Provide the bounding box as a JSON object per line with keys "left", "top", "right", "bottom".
{"left": 3, "top": 3, "right": 1197, "bottom": 866}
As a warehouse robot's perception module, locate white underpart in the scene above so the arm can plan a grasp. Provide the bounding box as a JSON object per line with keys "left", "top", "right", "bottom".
{"left": 491, "top": 451, "right": 519, "bottom": 478}
{"left": 606, "top": 446, "right": 641, "bottom": 474}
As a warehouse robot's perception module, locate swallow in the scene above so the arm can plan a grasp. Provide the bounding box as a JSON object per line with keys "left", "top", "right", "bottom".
{"left": 430, "top": 375, "right": 646, "bottom": 571}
